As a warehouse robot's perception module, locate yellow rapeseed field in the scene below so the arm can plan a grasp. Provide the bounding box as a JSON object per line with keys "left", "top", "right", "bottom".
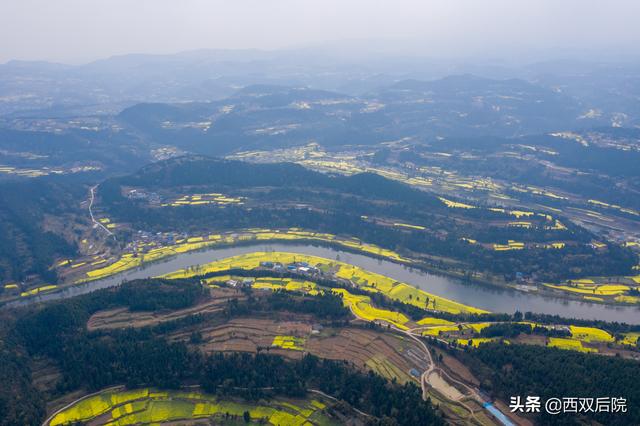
{"left": 161, "top": 193, "right": 245, "bottom": 207}
{"left": 569, "top": 326, "right": 614, "bottom": 343}
{"left": 77, "top": 228, "right": 409, "bottom": 283}
{"left": 439, "top": 197, "right": 475, "bottom": 209}
{"left": 20, "top": 285, "right": 57, "bottom": 297}
{"left": 621, "top": 332, "right": 640, "bottom": 346}
{"left": 547, "top": 337, "right": 597, "bottom": 353}
{"left": 271, "top": 335, "right": 306, "bottom": 351}
{"left": 393, "top": 222, "right": 426, "bottom": 230}
{"left": 332, "top": 288, "right": 411, "bottom": 330}
{"left": 493, "top": 240, "right": 525, "bottom": 251}
{"left": 456, "top": 338, "right": 496, "bottom": 347}
{"left": 48, "top": 387, "right": 331, "bottom": 426}
{"left": 158, "top": 251, "right": 486, "bottom": 315}
{"left": 416, "top": 317, "right": 455, "bottom": 326}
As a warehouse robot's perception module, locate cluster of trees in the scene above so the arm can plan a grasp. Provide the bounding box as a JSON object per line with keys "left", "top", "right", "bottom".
{"left": 460, "top": 343, "right": 640, "bottom": 425}
{"left": 220, "top": 290, "right": 350, "bottom": 322}
{"left": 521, "top": 311, "right": 640, "bottom": 335}
{"left": 15, "top": 278, "right": 204, "bottom": 357}
{"left": 201, "top": 352, "right": 443, "bottom": 425}
{"left": 262, "top": 290, "right": 350, "bottom": 320}
{"left": 0, "top": 335, "right": 45, "bottom": 426}
{"left": 115, "top": 278, "right": 207, "bottom": 311}
{"left": 479, "top": 323, "right": 570, "bottom": 339}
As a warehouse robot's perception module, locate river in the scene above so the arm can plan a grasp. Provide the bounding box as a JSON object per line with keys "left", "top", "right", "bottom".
{"left": 10, "top": 243, "right": 640, "bottom": 323}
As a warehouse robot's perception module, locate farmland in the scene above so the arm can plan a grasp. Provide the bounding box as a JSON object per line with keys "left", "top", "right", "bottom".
{"left": 79, "top": 247, "right": 640, "bottom": 361}
{"left": 161, "top": 192, "right": 245, "bottom": 207}
{"left": 0, "top": 164, "right": 101, "bottom": 178}
{"left": 0, "top": 154, "right": 638, "bottom": 425}
{"left": 79, "top": 281, "right": 485, "bottom": 423}
{"left": 46, "top": 387, "right": 340, "bottom": 426}
{"left": 152, "top": 254, "right": 636, "bottom": 358}
{"left": 544, "top": 276, "right": 640, "bottom": 303}
{"left": 158, "top": 251, "right": 485, "bottom": 315}
{"left": 419, "top": 319, "right": 637, "bottom": 357}
{"left": 5, "top": 278, "right": 446, "bottom": 426}
{"left": 157, "top": 315, "right": 428, "bottom": 386}
{"left": 88, "top": 156, "right": 638, "bottom": 303}
{"left": 7, "top": 265, "right": 638, "bottom": 426}
{"left": 87, "top": 287, "right": 242, "bottom": 331}
{"left": 60, "top": 228, "right": 409, "bottom": 285}
{"left": 81, "top": 281, "right": 429, "bottom": 386}
{"left": 227, "top": 139, "right": 640, "bottom": 252}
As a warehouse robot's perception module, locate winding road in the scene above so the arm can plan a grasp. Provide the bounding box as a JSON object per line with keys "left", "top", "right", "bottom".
{"left": 88, "top": 184, "right": 115, "bottom": 239}
{"left": 344, "top": 296, "right": 512, "bottom": 426}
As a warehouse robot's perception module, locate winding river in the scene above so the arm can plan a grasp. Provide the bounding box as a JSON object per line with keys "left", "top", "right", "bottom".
{"left": 11, "top": 243, "right": 640, "bottom": 323}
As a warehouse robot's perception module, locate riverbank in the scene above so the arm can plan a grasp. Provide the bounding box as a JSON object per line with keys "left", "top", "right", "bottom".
{"left": 6, "top": 243, "right": 640, "bottom": 323}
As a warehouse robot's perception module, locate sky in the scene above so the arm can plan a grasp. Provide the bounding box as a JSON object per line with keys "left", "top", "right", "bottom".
{"left": 1, "top": 0, "right": 639, "bottom": 64}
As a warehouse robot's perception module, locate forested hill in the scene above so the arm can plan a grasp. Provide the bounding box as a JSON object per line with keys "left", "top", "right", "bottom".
{"left": 0, "top": 179, "right": 78, "bottom": 284}
{"left": 101, "top": 155, "right": 444, "bottom": 208}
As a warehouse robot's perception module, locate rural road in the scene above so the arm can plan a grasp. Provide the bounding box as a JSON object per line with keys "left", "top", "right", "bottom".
{"left": 400, "top": 328, "right": 482, "bottom": 424}
{"left": 344, "top": 293, "right": 510, "bottom": 426}
{"left": 88, "top": 184, "right": 115, "bottom": 238}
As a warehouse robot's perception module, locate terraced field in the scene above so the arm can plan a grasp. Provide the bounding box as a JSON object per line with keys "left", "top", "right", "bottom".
{"left": 46, "top": 387, "right": 339, "bottom": 426}
{"left": 306, "top": 328, "right": 429, "bottom": 384}
{"left": 87, "top": 288, "right": 243, "bottom": 331}
{"left": 199, "top": 321, "right": 427, "bottom": 385}
{"left": 175, "top": 318, "right": 426, "bottom": 384}
{"left": 86, "top": 295, "right": 428, "bottom": 388}
{"left": 84, "top": 265, "right": 632, "bottom": 359}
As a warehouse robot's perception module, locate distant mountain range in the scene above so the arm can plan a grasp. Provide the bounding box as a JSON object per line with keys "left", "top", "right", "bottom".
{"left": 114, "top": 75, "right": 623, "bottom": 156}
{"left": 1, "top": 49, "right": 639, "bottom": 124}
{"left": 1, "top": 49, "right": 640, "bottom": 179}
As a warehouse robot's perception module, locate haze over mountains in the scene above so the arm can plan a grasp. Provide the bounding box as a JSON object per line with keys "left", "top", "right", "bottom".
{"left": 2, "top": 48, "right": 639, "bottom": 122}
{"left": 0, "top": 49, "right": 639, "bottom": 178}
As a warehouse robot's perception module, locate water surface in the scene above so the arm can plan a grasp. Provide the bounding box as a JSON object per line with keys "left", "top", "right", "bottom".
{"left": 11, "top": 243, "right": 640, "bottom": 323}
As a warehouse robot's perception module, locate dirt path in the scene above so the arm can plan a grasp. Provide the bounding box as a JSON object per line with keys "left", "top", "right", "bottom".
{"left": 400, "top": 328, "right": 487, "bottom": 424}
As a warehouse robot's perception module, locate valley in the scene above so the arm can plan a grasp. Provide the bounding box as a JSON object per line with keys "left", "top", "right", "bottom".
{"left": 1, "top": 47, "right": 640, "bottom": 426}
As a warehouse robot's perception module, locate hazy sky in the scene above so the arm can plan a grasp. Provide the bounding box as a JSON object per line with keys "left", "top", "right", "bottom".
{"left": 1, "top": 0, "right": 639, "bottom": 64}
